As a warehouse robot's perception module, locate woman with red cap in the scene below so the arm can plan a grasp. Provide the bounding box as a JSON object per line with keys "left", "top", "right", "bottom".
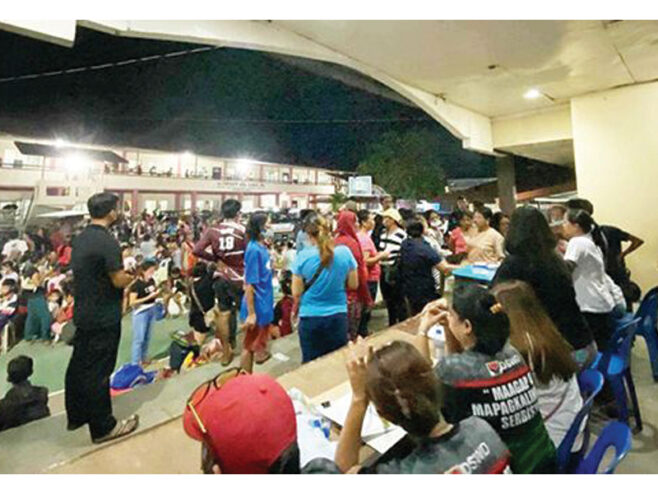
{"left": 335, "top": 210, "right": 373, "bottom": 340}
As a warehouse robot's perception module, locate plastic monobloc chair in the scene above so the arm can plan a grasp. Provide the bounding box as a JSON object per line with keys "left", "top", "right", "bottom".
{"left": 590, "top": 317, "right": 643, "bottom": 433}
{"left": 575, "top": 421, "right": 632, "bottom": 474}
{"left": 633, "top": 287, "right": 658, "bottom": 381}
{"left": 556, "top": 369, "right": 605, "bottom": 473}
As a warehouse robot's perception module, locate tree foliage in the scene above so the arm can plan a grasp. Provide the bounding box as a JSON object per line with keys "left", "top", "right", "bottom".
{"left": 356, "top": 129, "right": 448, "bottom": 200}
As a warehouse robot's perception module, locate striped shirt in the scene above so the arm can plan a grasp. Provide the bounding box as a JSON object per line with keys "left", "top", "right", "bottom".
{"left": 378, "top": 228, "right": 407, "bottom": 267}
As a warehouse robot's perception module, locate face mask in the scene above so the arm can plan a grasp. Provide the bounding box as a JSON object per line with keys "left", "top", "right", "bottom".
{"left": 431, "top": 220, "right": 441, "bottom": 228}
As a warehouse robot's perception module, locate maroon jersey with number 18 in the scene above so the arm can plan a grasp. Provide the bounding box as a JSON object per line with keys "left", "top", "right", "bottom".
{"left": 192, "top": 221, "right": 246, "bottom": 282}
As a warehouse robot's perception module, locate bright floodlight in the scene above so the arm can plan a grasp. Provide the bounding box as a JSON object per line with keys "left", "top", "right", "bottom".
{"left": 55, "top": 138, "right": 68, "bottom": 148}
{"left": 236, "top": 159, "right": 252, "bottom": 179}
{"left": 182, "top": 151, "right": 194, "bottom": 160}
{"left": 524, "top": 88, "right": 542, "bottom": 99}
{"left": 65, "top": 154, "right": 89, "bottom": 175}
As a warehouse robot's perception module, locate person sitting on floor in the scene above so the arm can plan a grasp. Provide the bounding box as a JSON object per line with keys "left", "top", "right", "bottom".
{"left": 0, "top": 355, "right": 50, "bottom": 432}
{"left": 335, "top": 337, "right": 511, "bottom": 474}
{"left": 0, "top": 278, "right": 19, "bottom": 335}
{"left": 272, "top": 272, "right": 294, "bottom": 339}
{"left": 182, "top": 371, "right": 339, "bottom": 474}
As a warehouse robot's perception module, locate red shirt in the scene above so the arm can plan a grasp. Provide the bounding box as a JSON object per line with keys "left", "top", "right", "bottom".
{"left": 274, "top": 295, "right": 294, "bottom": 337}
{"left": 193, "top": 221, "right": 246, "bottom": 282}
{"left": 449, "top": 227, "right": 468, "bottom": 255}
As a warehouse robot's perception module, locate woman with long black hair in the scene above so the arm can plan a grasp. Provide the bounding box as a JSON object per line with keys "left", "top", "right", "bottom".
{"left": 563, "top": 208, "right": 616, "bottom": 352}
{"left": 493, "top": 206, "right": 597, "bottom": 369}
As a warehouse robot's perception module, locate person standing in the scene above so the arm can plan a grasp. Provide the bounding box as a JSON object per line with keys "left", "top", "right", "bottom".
{"left": 378, "top": 209, "right": 407, "bottom": 327}
{"left": 493, "top": 207, "right": 596, "bottom": 369}
{"left": 240, "top": 212, "right": 275, "bottom": 373}
{"left": 356, "top": 210, "right": 385, "bottom": 337}
{"left": 399, "top": 216, "right": 456, "bottom": 316}
{"left": 335, "top": 211, "right": 373, "bottom": 340}
{"left": 292, "top": 214, "right": 358, "bottom": 363}
{"left": 465, "top": 207, "right": 505, "bottom": 264}
{"left": 193, "top": 199, "right": 246, "bottom": 364}
{"left": 563, "top": 209, "right": 616, "bottom": 352}
{"left": 66, "top": 193, "right": 138, "bottom": 444}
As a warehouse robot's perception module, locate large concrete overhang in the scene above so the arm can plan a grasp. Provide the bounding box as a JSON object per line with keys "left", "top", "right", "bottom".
{"left": 2, "top": 20, "right": 658, "bottom": 167}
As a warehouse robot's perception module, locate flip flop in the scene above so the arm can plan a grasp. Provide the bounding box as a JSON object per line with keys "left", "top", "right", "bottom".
{"left": 255, "top": 351, "right": 272, "bottom": 365}
{"left": 220, "top": 345, "right": 234, "bottom": 367}
{"left": 92, "top": 415, "right": 140, "bottom": 444}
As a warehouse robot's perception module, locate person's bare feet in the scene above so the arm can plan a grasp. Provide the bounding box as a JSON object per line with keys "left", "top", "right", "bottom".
{"left": 220, "top": 344, "right": 233, "bottom": 366}
{"left": 92, "top": 415, "right": 139, "bottom": 444}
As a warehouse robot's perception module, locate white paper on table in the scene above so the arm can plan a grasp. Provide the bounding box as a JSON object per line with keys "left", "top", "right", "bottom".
{"left": 295, "top": 414, "right": 338, "bottom": 467}
{"left": 318, "top": 391, "right": 393, "bottom": 437}
{"left": 363, "top": 426, "right": 407, "bottom": 454}
{"left": 288, "top": 388, "right": 338, "bottom": 466}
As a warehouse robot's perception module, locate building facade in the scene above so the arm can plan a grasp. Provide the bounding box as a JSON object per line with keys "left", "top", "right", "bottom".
{"left": 0, "top": 133, "right": 338, "bottom": 220}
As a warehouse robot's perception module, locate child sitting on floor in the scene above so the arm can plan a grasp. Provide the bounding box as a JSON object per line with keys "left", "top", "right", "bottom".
{"left": 272, "top": 272, "right": 294, "bottom": 339}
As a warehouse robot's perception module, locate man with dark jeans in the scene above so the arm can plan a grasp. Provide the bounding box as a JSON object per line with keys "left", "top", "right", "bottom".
{"left": 66, "top": 193, "right": 138, "bottom": 444}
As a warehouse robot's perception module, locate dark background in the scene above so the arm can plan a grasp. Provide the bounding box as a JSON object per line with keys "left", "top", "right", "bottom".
{"left": 0, "top": 26, "right": 496, "bottom": 175}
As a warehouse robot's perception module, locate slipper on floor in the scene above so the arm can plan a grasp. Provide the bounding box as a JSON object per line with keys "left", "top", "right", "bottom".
{"left": 92, "top": 414, "right": 139, "bottom": 444}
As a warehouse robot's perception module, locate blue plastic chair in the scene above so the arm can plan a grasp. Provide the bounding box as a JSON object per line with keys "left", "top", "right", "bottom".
{"left": 556, "top": 369, "right": 605, "bottom": 473}
{"left": 590, "top": 316, "right": 643, "bottom": 432}
{"left": 633, "top": 287, "right": 658, "bottom": 381}
{"left": 575, "top": 421, "right": 632, "bottom": 474}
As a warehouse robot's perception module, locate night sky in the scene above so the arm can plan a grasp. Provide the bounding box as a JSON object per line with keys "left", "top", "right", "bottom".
{"left": 0, "top": 26, "right": 496, "bottom": 175}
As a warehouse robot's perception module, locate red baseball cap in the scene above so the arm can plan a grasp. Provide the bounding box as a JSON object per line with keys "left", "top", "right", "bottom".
{"left": 183, "top": 373, "right": 297, "bottom": 474}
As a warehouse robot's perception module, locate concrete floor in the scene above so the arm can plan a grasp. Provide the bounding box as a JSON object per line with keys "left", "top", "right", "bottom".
{"left": 3, "top": 309, "right": 658, "bottom": 474}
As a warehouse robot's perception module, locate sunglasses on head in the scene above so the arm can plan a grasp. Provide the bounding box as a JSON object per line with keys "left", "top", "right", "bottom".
{"left": 186, "top": 367, "right": 247, "bottom": 473}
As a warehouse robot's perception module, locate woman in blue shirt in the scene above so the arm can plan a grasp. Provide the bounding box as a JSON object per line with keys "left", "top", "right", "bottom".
{"left": 292, "top": 214, "right": 359, "bottom": 363}
{"left": 240, "top": 212, "right": 275, "bottom": 373}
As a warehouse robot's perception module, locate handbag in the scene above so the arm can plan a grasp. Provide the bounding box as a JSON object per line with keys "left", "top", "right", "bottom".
{"left": 188, "top": 280, "right": 219, "bottom": 328}
{"left": 291, "top": 263, "right": 326, "bottom": 331}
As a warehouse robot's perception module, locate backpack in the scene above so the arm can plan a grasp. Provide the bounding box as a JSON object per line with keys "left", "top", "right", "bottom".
{"left": 169, "top": 330, "right": 200, "bottom": 372}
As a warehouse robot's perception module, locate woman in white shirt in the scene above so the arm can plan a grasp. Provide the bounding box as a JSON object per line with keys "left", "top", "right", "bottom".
{"left": 493, "top": 280, "right": 584, "bottom": 452}
{"left": 563, "top": 209, "right": 615, "bottom": 351}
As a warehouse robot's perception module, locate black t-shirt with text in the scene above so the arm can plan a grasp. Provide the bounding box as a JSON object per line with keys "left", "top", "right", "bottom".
{"left": 130, "top": 278, "right": 158, "bottom": 309}
{"left": 72, "top": 224, "right": 123, "bottom": 329}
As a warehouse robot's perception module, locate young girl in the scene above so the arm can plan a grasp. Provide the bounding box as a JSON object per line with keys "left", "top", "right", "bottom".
{"left": 0, "top": 279, "right": 18, "bottom": 344}
{"left": 336, "top": 338, "right": 511, "bottom": 474}
{"left": 493, "top": 280, "right": 584, "bottom": 451}
{"left": 128, "top": 260, "right": 161, "bottom": 366}
{"left": 415, "top": 285, "right": 557, "bottom": 474}
{"left": 272, "top": 273, "right": 294, "bottom": 339}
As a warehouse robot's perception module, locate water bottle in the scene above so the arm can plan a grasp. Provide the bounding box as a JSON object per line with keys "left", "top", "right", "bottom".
{"left": 310, "top": 417, "right": 331, "bottom": 439}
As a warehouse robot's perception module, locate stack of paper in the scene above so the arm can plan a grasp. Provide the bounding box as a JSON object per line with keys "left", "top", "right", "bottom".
{"left": 318, "top": 391, "right": 406, "bottom": 454}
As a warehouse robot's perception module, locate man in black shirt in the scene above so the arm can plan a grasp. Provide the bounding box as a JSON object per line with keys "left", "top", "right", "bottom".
{"left": 65, "top": 193, "right": 139, "bottom": 444}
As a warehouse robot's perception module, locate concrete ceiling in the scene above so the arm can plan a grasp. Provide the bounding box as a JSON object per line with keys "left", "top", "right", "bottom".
{"left": 498, "top": 139, "right": 575, "bottom": 167}
{"left": 272, "top": 20, "right": 658, "bottom": 118}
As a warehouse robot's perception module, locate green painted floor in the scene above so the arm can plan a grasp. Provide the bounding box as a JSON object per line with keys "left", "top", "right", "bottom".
{"left": 0, "top": 315, "right": 190, "bottom": 396}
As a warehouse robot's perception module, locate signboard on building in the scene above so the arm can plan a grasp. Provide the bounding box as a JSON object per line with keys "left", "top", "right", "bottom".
{"left": 348, "top": 176, "right": 372, "bottom": 197}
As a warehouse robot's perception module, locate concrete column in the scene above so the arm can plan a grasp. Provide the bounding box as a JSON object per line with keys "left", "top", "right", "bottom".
{"left": 315, "top": 170, "right": 319, "bottom": 185}
{"left": 289, "top": 166, "right": 293, "bottom": 183}
{"left": 131, "top": 189, "right": 139, "bottom": 219}
{"left": 496, "top": 155, "right": 516, "bottom": 215}
{"left": 174, "top": 193, "right": 182, "bottom": 211}
{"left": 259, "top": 164, "right": 264, "bottom": 183}
{"left": 191, "top": 191, "right": 198, "bottom": 212}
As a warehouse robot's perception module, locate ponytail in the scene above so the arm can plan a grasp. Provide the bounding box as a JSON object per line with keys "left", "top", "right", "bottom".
{"left": 304, "top": 214, "right": 334, "bottom": 267}
{"left": 566, "top": 209, "right": 607, "bottom": 255}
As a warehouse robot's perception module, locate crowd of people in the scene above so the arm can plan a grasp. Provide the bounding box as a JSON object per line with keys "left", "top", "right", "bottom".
{"left": 0, "top": 189, "right": 648, "bottom": 474}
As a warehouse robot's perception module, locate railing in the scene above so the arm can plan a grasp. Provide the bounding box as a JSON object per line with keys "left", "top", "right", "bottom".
{"left": 0, "top": 161, "right": 335, "bottom": 187}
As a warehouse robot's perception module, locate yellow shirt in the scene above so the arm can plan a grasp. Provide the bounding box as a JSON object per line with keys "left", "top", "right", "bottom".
{"left": 466, "top": 227, "right": 505, "bottom": 264}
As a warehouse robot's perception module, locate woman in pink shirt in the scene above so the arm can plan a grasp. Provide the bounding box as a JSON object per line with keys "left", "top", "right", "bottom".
{"left": 356, "top": 210, "right": 388, "bottom": 336}
{"left": 447, "top": 210, "right": 474, "bottom": 263}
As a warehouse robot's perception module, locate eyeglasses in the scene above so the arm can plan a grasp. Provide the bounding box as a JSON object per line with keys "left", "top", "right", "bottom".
{"left": 186, "top": 367, "right": 247, "bottom": 474}
{"left": 186, "top": 367, "right": 246, "bottom": 435}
